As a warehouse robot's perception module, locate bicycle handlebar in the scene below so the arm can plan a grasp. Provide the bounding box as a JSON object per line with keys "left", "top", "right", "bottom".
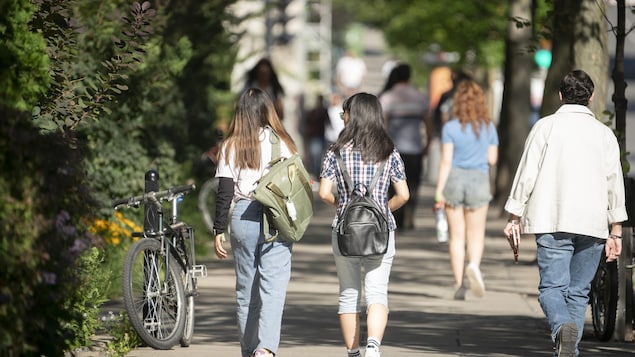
{"left": 112, "top": 184, "right": 196, "bottom": 209}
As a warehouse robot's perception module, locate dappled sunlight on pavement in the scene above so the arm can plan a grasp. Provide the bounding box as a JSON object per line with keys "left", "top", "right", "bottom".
{"left": 127, "top": 182, "right": 635, "bottom": 357}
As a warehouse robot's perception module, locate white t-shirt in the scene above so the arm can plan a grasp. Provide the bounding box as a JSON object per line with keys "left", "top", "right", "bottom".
{"left": 216, "top": 127, "right": 292, "bottom": 201}
{"left": 325, "top": 105, "right": 345, "bottom": 143}
{"left": 336, "top": 56, "right": 367, "bottom": 89}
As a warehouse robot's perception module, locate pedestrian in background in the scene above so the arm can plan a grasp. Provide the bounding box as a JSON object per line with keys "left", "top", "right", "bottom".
{"left": 325, "top": 93, "right": 345, "bottom": 147}
{"left": 335, "top": 49, "right": 367, "bottom": 97}
{"left": 434, "top": 79, "right": 499, "bottom": 300}
{"left": 213, "top": 88, "right": 298, "bottom": 357}
{"left": 427, "top": 70, "right": 471, "bottom": 184}
{"left": 303, "top": 93, "right": 329, "bottom": 178}
{"left": 379, "top": 63, "right": 429, "bottom": 230}
{"left": 503, "top": 70, "right": 626, "bottom": 357}
{"left": 318, "top": 93, "right": 409, "bottom": 357}
{"left": 243, "top": 58, "right": 285, "bottom": 120}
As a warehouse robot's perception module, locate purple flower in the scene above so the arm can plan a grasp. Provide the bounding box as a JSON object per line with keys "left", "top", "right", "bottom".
{"left": 42, "top": 272, "right": 57, "bottom": 285}
{"left": 56, "top": 210, "right": 76, "bottom": 238}
{"left": 70, "top": 238, "right": 89, "bottom": 256}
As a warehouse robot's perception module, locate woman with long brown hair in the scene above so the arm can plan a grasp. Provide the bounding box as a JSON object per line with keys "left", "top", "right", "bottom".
{"left": 434, "top": 79, "right": 499, "bottom": 300}
{"left": 213, "top": 87, "right": 297, "bottom": 357}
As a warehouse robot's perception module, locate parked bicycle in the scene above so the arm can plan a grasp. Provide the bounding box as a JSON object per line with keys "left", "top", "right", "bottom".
{"left": 112, "top": 183, "right": 207, "bottom": 349}
{"left": 590, "top": 232, "right": 634, "bottom": 341}
{"left": 590, "top": 249, "right": 619, "bottom": 341}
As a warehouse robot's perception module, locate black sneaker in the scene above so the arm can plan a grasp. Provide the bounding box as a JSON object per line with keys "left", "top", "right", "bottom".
{"left": 556, "top": 322, "right": 578, "bottom": 357}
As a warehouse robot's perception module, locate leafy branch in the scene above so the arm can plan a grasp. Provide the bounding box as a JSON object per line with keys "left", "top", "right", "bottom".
{"left": 31, "top": 1, "right": 155, "bottom": 133}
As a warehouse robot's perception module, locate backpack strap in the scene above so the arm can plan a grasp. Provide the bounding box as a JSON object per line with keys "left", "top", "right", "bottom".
{"left": 263, "top": 126, "right": 281, "bottom": 241}
{"left": 269, "top": 127, "right": 281, "bottom": 161}
{"left": 335, "top": 152, "right": 387, "bottom": 197}
{"left": 335, "top": 152, "right": 354, "bottom": 194}
{"left": 368, "top": 160, "right": 387, "bottom": 193}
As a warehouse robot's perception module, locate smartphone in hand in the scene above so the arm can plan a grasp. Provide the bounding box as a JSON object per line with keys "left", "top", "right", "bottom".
{"left": 507, "top": 222, "right": 520, "bottom": 263}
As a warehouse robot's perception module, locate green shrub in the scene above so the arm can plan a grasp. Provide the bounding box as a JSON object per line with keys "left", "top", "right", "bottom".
{"left": 65, "top": 247, "right": 112, "bottom": 350}
{"left": 0, "top": 113, "right": 98, "bottom": 356}
{"left": 104, "top": 311, "right": 141, "bottom": 357}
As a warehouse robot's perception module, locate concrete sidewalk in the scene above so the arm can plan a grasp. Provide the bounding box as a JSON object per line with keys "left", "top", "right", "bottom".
{"left": 126, "top": 183, "right": 634, "bottom": 357}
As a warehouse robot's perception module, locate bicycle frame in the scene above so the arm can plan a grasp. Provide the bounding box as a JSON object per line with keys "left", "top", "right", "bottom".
{"left": 113, "top": 184, "right": 206, "bottom": 349}
{"left": 145, "top": 191, "right": 207, "bottom": 306}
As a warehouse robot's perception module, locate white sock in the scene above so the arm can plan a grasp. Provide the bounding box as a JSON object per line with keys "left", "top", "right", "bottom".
{"left": 366, "top": 337, "right": 381, "bottom": 351}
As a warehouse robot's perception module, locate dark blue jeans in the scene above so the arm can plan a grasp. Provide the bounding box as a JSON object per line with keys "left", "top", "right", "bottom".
{"left": 536, "top": 232, "right": 603, "bottom": 356}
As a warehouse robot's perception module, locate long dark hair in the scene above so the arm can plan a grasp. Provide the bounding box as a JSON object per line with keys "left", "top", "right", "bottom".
{"left": 332, "top": 92, "right": 394, "bottom": 162}
{"left": 223, "top": 88, "right": 296, "bottom": 170}
{"left": 245, "top": 58, "right": 284, "bottom": 98}
{"left": 379, "top": 63, "right": 410, "bottom": 96}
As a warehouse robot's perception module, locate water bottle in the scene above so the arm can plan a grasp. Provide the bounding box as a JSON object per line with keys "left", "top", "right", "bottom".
{"left": 435, "top": 207, "right": 449, "bottom": 243}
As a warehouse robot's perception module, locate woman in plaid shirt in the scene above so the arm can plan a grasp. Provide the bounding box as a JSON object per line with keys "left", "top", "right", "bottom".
{"left": 318, "top": 92, "right": 409, "bottom": 357}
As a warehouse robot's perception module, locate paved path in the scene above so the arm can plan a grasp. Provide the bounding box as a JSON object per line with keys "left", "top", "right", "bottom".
{"left": 126, "top": 183, "right": 634, "bottom": 357}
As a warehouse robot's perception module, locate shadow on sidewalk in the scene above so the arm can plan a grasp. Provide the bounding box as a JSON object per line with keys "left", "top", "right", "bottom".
{"left": 124, "top": 187, "right": 635, "bottom": 356}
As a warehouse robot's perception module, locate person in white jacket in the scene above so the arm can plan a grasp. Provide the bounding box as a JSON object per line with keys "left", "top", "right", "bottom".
{"left": 503, "top": 70, "right": 627, "bottom": 357}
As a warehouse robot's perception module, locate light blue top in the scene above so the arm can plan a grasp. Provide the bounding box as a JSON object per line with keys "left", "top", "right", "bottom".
{"left": 441, "top": 119, "right": 499, "bottom": 172}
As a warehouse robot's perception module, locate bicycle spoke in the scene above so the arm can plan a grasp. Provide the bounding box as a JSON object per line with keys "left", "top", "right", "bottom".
{"left": 123, "top": 239, "right": 186, "bottom": 349}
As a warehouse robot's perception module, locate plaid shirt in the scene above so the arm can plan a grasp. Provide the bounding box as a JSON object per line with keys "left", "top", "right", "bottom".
{"left": 321, "top": 142, "right": 407, "bottom": 230}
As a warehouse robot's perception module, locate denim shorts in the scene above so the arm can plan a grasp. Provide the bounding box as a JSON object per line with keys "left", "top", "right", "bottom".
{"left": 443, "top": 167, "right": 491, "bottom": 209}
{"left": 331, "top": 229, "right": 395, "bottom": 314}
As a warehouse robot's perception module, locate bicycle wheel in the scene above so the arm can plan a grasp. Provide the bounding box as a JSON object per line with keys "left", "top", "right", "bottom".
{"left": 180, "top": 278, "right": 195, "bottom": 347}
{"left": 198, "top": 178, "right": 218, "bottom": 234}
{"left": 122, "top": 238, "right": 186, "bottom": 350}
{"left": 590, "top": 250, "right": 618, "bottom": 342}
{"left": 175, "top": 228, "right": 196, "bottom": 347}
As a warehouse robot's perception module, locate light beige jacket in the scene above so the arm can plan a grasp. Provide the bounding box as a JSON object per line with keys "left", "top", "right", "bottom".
{"left": 505, "top": 104, "right": 628, "bottom": 239}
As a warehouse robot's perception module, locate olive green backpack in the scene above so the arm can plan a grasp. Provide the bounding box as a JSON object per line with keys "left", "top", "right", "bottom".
{"left": 253, "top": 129, "right": 314, "bottom": 242}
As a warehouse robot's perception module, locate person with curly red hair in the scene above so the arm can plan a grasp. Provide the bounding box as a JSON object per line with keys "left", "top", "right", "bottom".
{"left": 434, "top": 79, "right": 499, "bottom": 300}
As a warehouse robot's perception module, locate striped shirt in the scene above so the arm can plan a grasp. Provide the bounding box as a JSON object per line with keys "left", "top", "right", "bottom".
{"left": 321, "top": 142, "right": 407, "bottom": 230}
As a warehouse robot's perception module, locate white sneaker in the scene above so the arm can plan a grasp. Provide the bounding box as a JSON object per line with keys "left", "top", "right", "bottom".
{"left": 466, "top": 264, "right": 485, "bottom": 297}
{"left": 253, "top": 348, "right": 274, "bottom": 357}
{"left": 365, "top": 346, "right": 381, "bottom": 357}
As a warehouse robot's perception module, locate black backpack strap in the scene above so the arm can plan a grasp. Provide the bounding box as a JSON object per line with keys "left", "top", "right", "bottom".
{"left": 367, "top": 160, "right": 387, "bottom": 193}
{"left": 335, "top": 151, "right": 386, "bottom": 196}
{"left": 335, "top": 152, "right": 354, "bottom": 194}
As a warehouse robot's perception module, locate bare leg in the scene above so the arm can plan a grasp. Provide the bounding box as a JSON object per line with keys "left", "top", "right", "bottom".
{"left": 339, "top": 313, "right": 360, "bottom": 350}
{"left": 366, "top": 304, "right": 388, "bottom": 342}
{"left": 446, "top": 205, "right": 466, "bottom": 286}
{"left": 465, "top": 205, "right": 488, "bottom": 267}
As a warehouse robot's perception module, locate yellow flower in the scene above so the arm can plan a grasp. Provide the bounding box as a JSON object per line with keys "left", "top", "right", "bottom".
{"left": 88, "top": 212, "right": 142, "bottom": 247}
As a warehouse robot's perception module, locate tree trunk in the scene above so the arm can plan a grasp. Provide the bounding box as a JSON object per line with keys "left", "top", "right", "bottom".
{"left": 541, "top": 0, "right": 578, "bottom": 116}
{"left": 613, "top": 0, "right": 627, "bottom": 160}
{"left": 541, "top": 0, "right": 608, "bottom": 118}
{"left": 492, "top": 0, "right": 534, "bottom": 208}
{"left": 612, "top": 0, "right": 633, "bottom": 343}
{"left": 574, "top": 0, "right": 609, "bottom": 117}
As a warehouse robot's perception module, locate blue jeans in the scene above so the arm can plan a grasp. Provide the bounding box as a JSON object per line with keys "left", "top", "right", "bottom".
{"left": 535, "top": 233, "right": 603, "bottom": 356}
{"left": 307, "top": 137, "right": 325, "bottom": 177}
{"left": 230, "top": 200, "right": 293, "bottom": 357}
{"left": 331, "top": 229, "right": 395, "bottom": 313}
